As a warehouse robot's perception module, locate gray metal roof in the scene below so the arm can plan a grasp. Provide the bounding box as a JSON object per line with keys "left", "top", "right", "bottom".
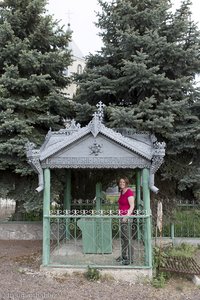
{"left": 26, "top": 102, "right": 166, "bottom": 193}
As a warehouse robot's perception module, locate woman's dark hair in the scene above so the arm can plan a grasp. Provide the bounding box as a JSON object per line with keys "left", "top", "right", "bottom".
{"left": 118, "top": 177, "right": 129, "bottom": 187}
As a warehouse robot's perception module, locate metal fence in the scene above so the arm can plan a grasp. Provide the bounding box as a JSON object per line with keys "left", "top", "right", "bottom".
{"left": 153, "top": 202, "right": 200, "bottom": 239}
{"left": 47, "top": 211, "right": 151, "bottom": 268}
{"left": 1, "top": 197, "right": 199, "bottom": 241}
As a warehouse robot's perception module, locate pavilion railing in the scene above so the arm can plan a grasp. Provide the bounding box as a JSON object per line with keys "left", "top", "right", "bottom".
{"left": 45, "top": 210, "right": 152, "bottom": 268}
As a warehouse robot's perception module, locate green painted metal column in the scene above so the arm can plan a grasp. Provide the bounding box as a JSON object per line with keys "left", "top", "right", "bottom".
{"left": 96, "top": 182, "right": 102, "bottom": 212}
{"left": 136, "top": 169, "right": 142, "bottom": 240}
{"left": 142, "top": 168, "right": 152, "bottom": 267}
{"left": 43, "top": 168, "right": 51, "bottom": 266}
{"left": 170, "top": 223, "right": 175, "bottom": 245}
{"left": 64, "top": 170, "right": 71, "bottom": 211}
{"left": 64, "top": 169, "right": 71, "bottom": 240}
{"left": 136, "top": 169, "right": 141, "bottom": 207}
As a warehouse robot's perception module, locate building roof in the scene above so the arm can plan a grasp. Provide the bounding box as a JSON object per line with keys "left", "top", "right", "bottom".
{"left": 67, "top": 24, "right": 85, "bottom": 60}
{"left": 69, "top": 41, "right": 85, "bottom": 60}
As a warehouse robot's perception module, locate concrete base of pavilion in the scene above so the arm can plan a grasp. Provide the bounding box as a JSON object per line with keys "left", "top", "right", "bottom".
{"left": 40, "top": 239, "right": 152, "bottom": 283}
{"left": 40, "top": 265, "right": 152, "bottom": 283}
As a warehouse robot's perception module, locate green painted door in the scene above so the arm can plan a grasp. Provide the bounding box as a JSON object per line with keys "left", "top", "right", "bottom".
{"left": 77, "top": 217, "right": 112, "bottom": 254}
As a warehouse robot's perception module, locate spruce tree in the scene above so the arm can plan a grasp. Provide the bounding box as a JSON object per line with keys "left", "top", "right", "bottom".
{"left": 0, "top": 0, "right": 72, "bottom": 216}
{"left": 75, "top": 0, "right": 200, "bottom": 201}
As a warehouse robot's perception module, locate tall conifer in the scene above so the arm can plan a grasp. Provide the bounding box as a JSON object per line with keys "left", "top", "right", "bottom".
{"left": 0, "top": 0, "right": 72, "bottom": 213}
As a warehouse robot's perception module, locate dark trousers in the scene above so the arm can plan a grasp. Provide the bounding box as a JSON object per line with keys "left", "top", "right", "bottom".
{"left": 120, "top": 219, "right": 135, "bottom": 260}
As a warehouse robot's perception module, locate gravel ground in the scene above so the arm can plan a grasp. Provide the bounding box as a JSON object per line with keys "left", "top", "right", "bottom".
{"left": 0, "top": 240, "right": 200, "bottom": 300}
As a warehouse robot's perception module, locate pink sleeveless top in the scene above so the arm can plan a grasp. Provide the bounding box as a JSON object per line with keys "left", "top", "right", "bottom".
{"left": 118, "top": 188, "right": 134, "bottom": 215}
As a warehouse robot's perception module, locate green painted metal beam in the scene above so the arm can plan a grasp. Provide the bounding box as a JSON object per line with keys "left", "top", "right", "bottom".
{"left": 43, "top": 168, "right": 51, "bottom": 266}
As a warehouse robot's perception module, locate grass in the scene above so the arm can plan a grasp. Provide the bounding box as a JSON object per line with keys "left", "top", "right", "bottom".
{"left": 154, "top": 208, "right": 200, "bottom": 238}
{"left": 166, "top": 243, "right": 197, "bottom": 258}
{"left": 172, "top": 209, "right": 200, "bottom": 238}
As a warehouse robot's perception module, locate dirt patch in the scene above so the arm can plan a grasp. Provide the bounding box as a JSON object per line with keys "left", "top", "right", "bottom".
{"left": 0, "top": 240, "right": 200, "bottom": 300}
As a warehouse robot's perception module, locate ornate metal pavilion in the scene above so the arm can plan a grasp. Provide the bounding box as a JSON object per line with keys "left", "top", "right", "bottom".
{"left": 26, "top": 102, "right": 165, "bottom": 274}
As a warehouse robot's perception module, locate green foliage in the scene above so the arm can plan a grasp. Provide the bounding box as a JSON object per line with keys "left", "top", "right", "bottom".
{"left": 75, "top": 0, "right": 200, "bottom": 201}
{"left": 153, "top": 247, "right": 167, "bottom": 272}
{"left": 153, "top": 247, "right": 168, "bottom": 288}
{"left": 152, "top": 272, "right": 166, "bottom": 288}
{"left": 10, "top": 210, "right": 42, "bottom": 221}
{"left": 172, "top": 209, "right": 200, "bottom": 238}
{"left": 158, "top": 207, "right": 200, "bottom": 238}
{"left": 85, "top": 266, "right": 101, "bottom": 281}
{"left": 152, "top": 243, "right": 198, "bottom": 288}
{"left": 166, "top": 243, "right": 197, "bottom": 258}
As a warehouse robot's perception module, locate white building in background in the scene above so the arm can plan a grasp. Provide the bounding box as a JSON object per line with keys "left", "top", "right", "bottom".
{"left": 63, "top": 24, "right": 86, "bottom": 98}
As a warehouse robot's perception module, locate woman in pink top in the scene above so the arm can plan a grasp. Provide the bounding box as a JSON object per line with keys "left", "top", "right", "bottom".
{"left": 117, "top": 177, "right": 135, "bottom": 265}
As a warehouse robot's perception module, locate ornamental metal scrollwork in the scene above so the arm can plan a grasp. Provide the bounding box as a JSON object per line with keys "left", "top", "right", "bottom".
{"left": 89, "top": 140, "right": 103, "bottom": 156}
{"left": 25, "top": 141, "right": 43, "bottom": 191}
{"left": 151, "top": 141, "right": 166, "bottom": 174}
{"left": 25, "top": 141, "right": 36, "bottom": 152}
{"left": 59, "top": 118, "right": 81, "bottom": 134}
{"left": 25, "top": 141, "right": 41, "bottom": 173}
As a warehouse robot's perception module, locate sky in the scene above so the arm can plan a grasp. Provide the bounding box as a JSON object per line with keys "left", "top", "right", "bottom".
{"left": 47, "top": 0, "right": 200, "bottom": 56}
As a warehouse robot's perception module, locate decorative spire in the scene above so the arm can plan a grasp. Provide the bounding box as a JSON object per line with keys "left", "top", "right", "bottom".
{"left": 66, "top": 9, "right": 73, "bottom": 34}
{"left": 96, "top": 101, "right": 105, "bottom": 122}
{"left": 67, "top": 23, "right": 73, "bottom": 35}
{"left": 88, "top": 102, "right": 106, "bottom": 137}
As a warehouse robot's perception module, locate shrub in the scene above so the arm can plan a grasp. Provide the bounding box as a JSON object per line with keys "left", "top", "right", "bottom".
{"left": 85, "top": 266, "right": 101, "bottom": 281}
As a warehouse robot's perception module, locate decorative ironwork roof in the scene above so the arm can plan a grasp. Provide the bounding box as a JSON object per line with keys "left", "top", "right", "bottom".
{"left": 26, "top": 102, "right": 166, "bottom": 193}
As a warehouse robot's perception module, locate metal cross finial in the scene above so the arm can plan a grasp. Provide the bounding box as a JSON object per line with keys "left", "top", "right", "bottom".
{"left": 96, "top": 101, "right": 105, "bottom": 111}
{"left": 96, "top": 101, "right": 105, "bottom": 122}
{"left": 67, "top": 9, "right": 74, "bottom": 24}
{"left": 92, "top": 112, "right": 98, "bottom": 119}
